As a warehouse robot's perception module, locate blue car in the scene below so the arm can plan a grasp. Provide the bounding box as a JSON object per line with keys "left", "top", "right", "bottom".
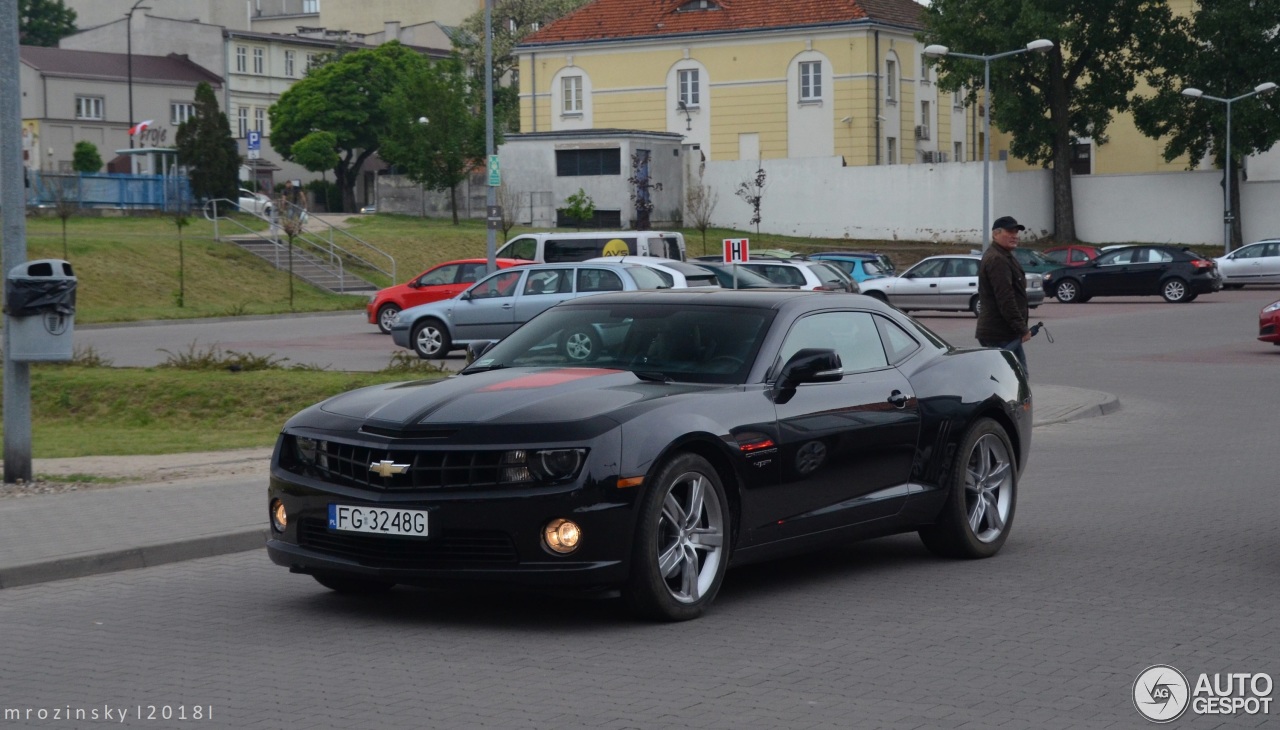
{"left": 390, "top": 261, "right": 670, "bottom": 359}
{"left": 807, "top": 252, "right": 893, "bottom": 282}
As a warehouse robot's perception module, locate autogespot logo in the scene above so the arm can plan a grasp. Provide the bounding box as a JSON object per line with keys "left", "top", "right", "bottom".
{"left": 1134, "top": 665, "right": 1190, "bottom": 723}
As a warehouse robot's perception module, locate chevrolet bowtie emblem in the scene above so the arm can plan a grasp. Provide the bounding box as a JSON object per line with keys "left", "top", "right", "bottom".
{"left": 369, "top": 460, "right": 410, "bottom": 477}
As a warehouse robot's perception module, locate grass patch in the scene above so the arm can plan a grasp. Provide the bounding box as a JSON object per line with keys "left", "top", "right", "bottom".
{"left": 38, "top": 473, "right": 129, "bottom": 485}
{"left": 0, "top": 363, "right": 448, "bottom": 458}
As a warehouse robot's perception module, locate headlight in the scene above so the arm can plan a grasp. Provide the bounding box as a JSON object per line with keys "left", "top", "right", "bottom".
{"left": 500, "top": 448, "right": 587, "bottom": 484}
{"left": 1264, "top": 301, "right": 1280, "bottom": 313}
{"left": 293, "top": 436, "right": 328, "bottom": 470}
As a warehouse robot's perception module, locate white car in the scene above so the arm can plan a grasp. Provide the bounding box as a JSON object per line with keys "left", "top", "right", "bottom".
{"left": 732, "top": 259, "right": 858, "bottom": 292}
{"left": 1214, "top": 239, "right": 1280, "bottom": 288}
{"left": 585, "top": 256, "right": 720, "bottom": 288}
{"left": 858, "top": 254, "right": 1044, "bottom": 315}
{"left": 237, "top": 188, "right": 273, "bottom": 217}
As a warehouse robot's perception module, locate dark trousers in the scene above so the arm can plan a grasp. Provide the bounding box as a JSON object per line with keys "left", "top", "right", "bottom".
{"left": 980, "top": 338, "right": 1028, "bottom": 377}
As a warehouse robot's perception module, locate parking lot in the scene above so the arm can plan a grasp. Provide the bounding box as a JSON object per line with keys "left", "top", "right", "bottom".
{"left": 4, "top": 286, "right": 1279, "bottom": 728}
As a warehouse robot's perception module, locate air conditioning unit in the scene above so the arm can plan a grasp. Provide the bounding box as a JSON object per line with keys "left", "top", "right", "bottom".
{"left": 915, "top": 125, "right": 930, "bottom": 140}
{"left": 922, "top": 151, "right": 936, "bottom": 163}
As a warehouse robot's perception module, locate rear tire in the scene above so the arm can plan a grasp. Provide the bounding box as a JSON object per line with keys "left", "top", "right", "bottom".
{"left": 865, "top": 291, "right": 888, "bottom": 304}
{"left": 376, "top": 304, "right": 401, "bottom": 334}
{"left": 918, "top": 418, "right": 1017, "bottom": 559}
{"left": 411, "top": 318, "right": 451, "bottom": 359}
{"left": 1161, "top": 277, "right": 1190, "bottom": 303}
{"left": 623, "top": 453, "right": 730, "bottom": 622}
{"left": 969, "top": 295, "right": 981, "bottom": 317}
{"left": 312, "top": 572, "right": 395, "bottom": 595}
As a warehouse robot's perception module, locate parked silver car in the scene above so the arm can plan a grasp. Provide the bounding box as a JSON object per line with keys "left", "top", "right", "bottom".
{"left": 1215, "top": 239, "right": 1280, "bottom": 288}
{"left": 858, "top": 254, "right": 1044, "bottom": 315}
{"left": 390, "top": 262, "right": 671, "bottom": 359}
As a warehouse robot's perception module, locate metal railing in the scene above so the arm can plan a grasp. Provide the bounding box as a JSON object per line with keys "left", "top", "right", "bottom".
{"left": 204, "top": 199, "right": 395, "bottom": 292}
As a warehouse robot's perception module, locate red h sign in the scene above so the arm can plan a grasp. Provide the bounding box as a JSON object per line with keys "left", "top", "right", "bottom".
{"left": 723, "top": 238, "right": 750, "bottom": 263}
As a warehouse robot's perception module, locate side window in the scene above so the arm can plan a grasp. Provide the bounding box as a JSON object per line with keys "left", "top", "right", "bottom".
{"left": 546, "top": 238, "right": 607, "bottom": 263}
{"left": 1234, "top": 245, "right": 1262, "bottom": 259}
{"left": 458, "top": 263, "right": 487, "bottom": 283}
{"left": 469, "top": 270, "right": 523, "bottom": 299}
{"left": 1070, "top": 249, "right": 1088, "bottom": 263}
{"left": 908, "top": 259, "right": 946, "bottom": 278}
{"left": 576, "top": 268, "right": 624, "bottom": 292}
{"left": 778, "top": 311, "right": 889, "bottom": 373}
{"left": 944, "top": 259, "right": 978, "bottom": 277}
{"left": 419, "top": 264, "right": 459, "bottom": 287}
{"left": 1097, "top": 250, "right": 1128, "bottom": 266}
{"left": 501, "top": 238, "right": 538, "bottom": 261}
{"left": 523, "top": 268, "right": 571, "bottom": 295}
{"left": 1266, "top": 243, "right": 1280, "bottom": 258}
{"left": 874, "top": 315, "right": 921, "bottom": 365}
{"left": 1151, "top": 249, "right": 1173, "bottom": 263}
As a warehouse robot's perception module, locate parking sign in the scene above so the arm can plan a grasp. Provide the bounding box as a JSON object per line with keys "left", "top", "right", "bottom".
{"left": 247, "top": 131, "right": 261, "bottom": 160}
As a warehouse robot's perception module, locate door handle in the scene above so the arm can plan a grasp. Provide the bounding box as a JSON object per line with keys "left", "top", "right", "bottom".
{"left": 502, "top": 303, "right": 513, "bottom": 309}
{"left": 887, "top": 390, "right": 910, "bottom": 408}
{"left": 929, "top": 283, "right": 938, "bottom": 288}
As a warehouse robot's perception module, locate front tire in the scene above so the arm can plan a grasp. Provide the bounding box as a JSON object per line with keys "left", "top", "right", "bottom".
{"left": 1161, "top": 277, "right": 1190, "bottom": 303}
{"left": 918, "top": 417, "right": 1017, "bottom": 559}
{"left": 312, "top": 572, "right": 395, "bottom": 595}
{"left": 623, "top": 453, "right": 730, "bottom": 622}
{"left": 376, "top": 304, "right": 401, "bottom": 334}
{"left": 411, "top": 318, "right": 451, "bottom": 359}
{"left": 1054, "top": 279, "right": 1081, "bottom": 303}
{"left": 969, "top": 295, "right": 981, "bottom": 317}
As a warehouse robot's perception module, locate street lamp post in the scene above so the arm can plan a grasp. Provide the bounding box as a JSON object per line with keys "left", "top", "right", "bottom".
{"left": 125, "top": 0, "right": 150, "bottom": 150}
{"left": 484, "top": 0, "right": 496, "bottom": 273}
{"left": 1181, "top": 82, "right": 1278, "bottom": 254}
{"left": 924, "top": 39, "right": 1053, "bottom": 249}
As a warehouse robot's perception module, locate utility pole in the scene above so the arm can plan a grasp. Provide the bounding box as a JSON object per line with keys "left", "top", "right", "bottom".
{"left": 1, "top": 0, "right": 33, "bottom": 483}
{"left": 484, "top": 0, "right": 496, "bottom": 272}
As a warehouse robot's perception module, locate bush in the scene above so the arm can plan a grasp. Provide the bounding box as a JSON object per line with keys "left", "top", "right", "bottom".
{"left": 305, "top": 179, "right": 342, "bottom": 212}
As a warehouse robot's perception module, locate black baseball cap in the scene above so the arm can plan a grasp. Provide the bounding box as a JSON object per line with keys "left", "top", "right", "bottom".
{"left": 992, "top": 216, "right": 1025, "bottom": 231}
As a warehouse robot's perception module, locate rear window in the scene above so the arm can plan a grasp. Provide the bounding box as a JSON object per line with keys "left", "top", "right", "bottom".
{"left": 807, "top": 263, "right": 847, "bottom": 286}
{"left": 624, "top": 266, "right": 669, "bottom": 290}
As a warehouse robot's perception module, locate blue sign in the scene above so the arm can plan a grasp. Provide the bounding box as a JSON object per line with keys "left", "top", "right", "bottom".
{"left": 246, "top": 131, "right": 261, "bottom": 150}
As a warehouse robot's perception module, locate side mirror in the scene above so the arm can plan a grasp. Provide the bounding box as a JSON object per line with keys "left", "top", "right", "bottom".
{"left": 458, "top": 289, "right": 472, "bottom": 301}
{"left": 773, "top": 348, "right": 842, "bottom": 404}
{"left": 465, "top": 340, "right": 496, "bottom": 365}
{"left": 407, "top": 280, "right": 421, "bottom": 289}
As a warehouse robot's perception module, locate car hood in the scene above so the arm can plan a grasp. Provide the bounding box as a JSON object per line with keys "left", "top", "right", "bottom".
{"left": 316, "top": 367, "right": 714, "bottom": 428}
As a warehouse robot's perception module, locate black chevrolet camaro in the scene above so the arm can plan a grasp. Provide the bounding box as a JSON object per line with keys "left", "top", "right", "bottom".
{"left": 267, "top": 290, "right": 1032, "bottom": 621}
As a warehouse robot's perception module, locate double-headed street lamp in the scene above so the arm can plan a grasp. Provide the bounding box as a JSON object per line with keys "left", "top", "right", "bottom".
{"left": 924, "top": 39, "right": 1054, "bottom": 249}
{"left": 125, "top": 0, "right": 150, "bottom": 150}
{"left": 1181, "top": 82, "right": 1278, "bottom": 254}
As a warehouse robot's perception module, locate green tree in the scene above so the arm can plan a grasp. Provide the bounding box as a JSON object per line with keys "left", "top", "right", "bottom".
{"left": 380, "top": 56, "right": 488, "bottom": 224}
{"left": 562, "top": 188, "right": 595, "bottom": 230}
{"left": 269, "top": 42, "right": 425, "bottom": 214}
{"left": 453, "top": 0, "right": 592, "bottom": 132}
{"left": 921, "top": 0, "right": 1178, "bottom": 242}
{"left": 19, "top": 0, "right": 76, "bottom": 47}
{"left": 71, "top": 141, "right": 102, "bottom": 173}
{"left": 174, "top": 82, "right": 240, "bottom": 202}
{"left": 1131, "top": 0, "right": 1280, "bottom": 251}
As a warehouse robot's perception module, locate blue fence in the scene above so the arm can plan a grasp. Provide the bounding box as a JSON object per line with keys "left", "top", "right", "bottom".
{"left": 28, "top": 172, "right": 195, "bottom": 212}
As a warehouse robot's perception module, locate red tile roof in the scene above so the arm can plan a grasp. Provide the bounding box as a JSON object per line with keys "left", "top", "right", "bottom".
{"left": 20, "top": 46, "right": 223, "bottom": 86}
{"left": 523, "top": 0, "right": 925, "bottom": 46}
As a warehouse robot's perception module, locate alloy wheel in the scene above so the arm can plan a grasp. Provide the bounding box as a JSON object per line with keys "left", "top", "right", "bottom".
{"left": 655, "top": 470, "right": 726, "bottom": 604}
{"left": 964, "top": 433, "right": 1013, "bottom": 543}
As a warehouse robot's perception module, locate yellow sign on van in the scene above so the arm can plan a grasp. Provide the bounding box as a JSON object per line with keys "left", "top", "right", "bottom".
{"left": 601, "top": 239, "right": 630, "bottom": 257}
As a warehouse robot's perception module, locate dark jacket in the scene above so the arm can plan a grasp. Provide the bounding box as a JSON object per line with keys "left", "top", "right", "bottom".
{"left": 976, "top": 245, "right": 1028, "bottom": 344}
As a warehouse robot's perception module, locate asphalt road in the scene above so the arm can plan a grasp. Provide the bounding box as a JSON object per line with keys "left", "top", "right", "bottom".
{"left": 5, "top": 286, "right": 1279, "bottom": 728}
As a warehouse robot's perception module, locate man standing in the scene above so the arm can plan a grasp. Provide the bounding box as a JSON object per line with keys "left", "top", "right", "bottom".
{"left": 977, "top": 216, "right": 1031, "bottom": 374}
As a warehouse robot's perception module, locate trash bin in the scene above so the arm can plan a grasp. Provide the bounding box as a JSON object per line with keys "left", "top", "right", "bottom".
{"left": 4, "top": 259, "right": 77, "bottom": 362}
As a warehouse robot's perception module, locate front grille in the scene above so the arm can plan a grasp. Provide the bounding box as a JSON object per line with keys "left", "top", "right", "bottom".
{"left": 297, "top": 439, "right": 521, "bottom": 492}
{"left": 298, "top": 518, "right": 518, "bottom": 567}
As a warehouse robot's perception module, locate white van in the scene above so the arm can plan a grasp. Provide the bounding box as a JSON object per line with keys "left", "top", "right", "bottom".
{"left": 496, "top": 231, "right": 687, "bottom": 263}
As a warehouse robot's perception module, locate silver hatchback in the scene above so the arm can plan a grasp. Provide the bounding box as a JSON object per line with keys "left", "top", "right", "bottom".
{"left": 858, "top": 254, "right": 1045, "bottom": 315}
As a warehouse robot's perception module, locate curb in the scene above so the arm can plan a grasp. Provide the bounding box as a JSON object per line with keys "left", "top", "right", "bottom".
{"left": 76, "top": 309, "right": 363, "bottom": 331}
{"left": 1033, "top": 390, "right": 1122, "bottom": 428}
{"left": 0, "top": 529, "right": 267, "bottom": 589}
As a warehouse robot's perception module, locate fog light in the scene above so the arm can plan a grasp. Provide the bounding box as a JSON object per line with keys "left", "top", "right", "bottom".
{"left": 543, "top": 518, "right": 581, "bottom": 554}
{"left": 270, "top": 499, "right": 288, "bottom": 533}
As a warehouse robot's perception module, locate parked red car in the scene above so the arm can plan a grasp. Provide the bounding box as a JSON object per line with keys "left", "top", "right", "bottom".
{"left": 367, "top": 258, "right": 524, "bottom": 333}
{"left": 1260, "top": 300, "right": 1280, "bottom": 345}
{"left": 1042, "top": 244, "right": 1100, "bottom": 267}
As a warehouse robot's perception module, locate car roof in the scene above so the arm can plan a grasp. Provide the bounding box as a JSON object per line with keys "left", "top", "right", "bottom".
{"left": 553, "top": 287, "right": 899, "bottom": 314}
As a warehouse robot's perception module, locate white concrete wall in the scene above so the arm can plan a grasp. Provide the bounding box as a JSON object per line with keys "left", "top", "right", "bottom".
{"left": 697, "top": 156, "right": 1280, "bottom": 246}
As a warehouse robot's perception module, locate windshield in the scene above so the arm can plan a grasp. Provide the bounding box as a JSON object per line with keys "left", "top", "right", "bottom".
{"left": 463, "top": 304, "right": 775, "bottom": 384}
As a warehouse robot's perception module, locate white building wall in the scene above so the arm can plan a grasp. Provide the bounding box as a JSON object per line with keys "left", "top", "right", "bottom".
{"left": 697, "top": 156, "right": 1280, "bottom": 246}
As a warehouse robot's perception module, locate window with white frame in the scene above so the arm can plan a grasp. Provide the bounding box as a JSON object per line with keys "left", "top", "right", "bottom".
{"left": 799, "top": 61, "right": 821, "bottom": 101}
{"left": 253, "top": 47, "right": 264, "bottom": 74}
{"left": 255, "top": 107, "right": 265, "bottom": 133}
{"left": 562, "top": 75, "right": 583, "bottom": 114}
{"left": 920, "top": 54, "right": 930, "bottom": 84}
{"left": 954, "top": 141, "right": 963, "bottom": 162}
{"left": 920, "top": 100, "right": 931, "bottom": 140}
{"left": 885, "top": 59, "right": 897, "bottom": 102}
{"left": 237, "top": 107, "right": 249, "bottom": 138}
{"left": 678, "top": 69, "right": 700, "bottom": 107}
{"left": 236, "top": 46, "right": 247, "bottom": 73}
{"left": 75, "top": 96, "right": 103, "bottom": 120}
{"left": 305, "top": 53, "right": 317, "bottom": 71}
{"left": 953, "top": 86, "right": 964, "bottom": 109}
{"left": 285, "top": 50, "right": 295, "bottom": 77}
{"left": 887, "top": 137, "right": 897, "bottom": 164}
{"left": 302, "top": 0, "right": 319, "bottom": 12}
{"left": 171, "top": 102, "right": 195, "bottom": 125}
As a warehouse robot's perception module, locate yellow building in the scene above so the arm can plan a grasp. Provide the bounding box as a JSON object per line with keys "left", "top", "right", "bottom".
{"left": 515, "top": 0, "right": 967, "bottom": 166}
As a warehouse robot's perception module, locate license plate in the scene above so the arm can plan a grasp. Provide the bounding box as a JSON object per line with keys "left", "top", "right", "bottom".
{"left": 328, "top": 504, "right": 429, "bottom": 537}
